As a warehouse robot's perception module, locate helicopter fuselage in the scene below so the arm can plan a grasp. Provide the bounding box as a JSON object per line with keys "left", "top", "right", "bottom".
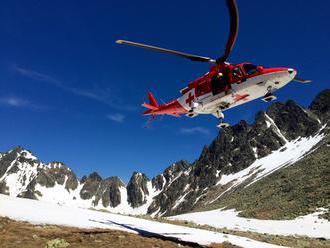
{"left": 143, "top": 63, "right": 297, "bottom": 119}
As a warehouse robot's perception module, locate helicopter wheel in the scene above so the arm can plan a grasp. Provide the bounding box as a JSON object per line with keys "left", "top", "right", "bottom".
{"left": 214, "top": 110, "right": 230, "bottom": 128}
{"left": 217, "top": 122, "right": 230, "bottom": 129}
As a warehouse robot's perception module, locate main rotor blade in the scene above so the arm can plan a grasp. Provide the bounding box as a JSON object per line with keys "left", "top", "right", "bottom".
{"left": 293, "top": 76, "right": 312, "bottom": 83}
{"left": 217, "top": 0, "right": 239, "bottom": 63}
{"left": 116, "top": 40, "right": 216, "bottom": 63}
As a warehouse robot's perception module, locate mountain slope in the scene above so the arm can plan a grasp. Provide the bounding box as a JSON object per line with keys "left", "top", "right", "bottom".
{"left": 0, "top": 89, "right": 329, "bottom": 219}
{"left": 194, "top": 129, "right": 329, "bottom": 220}
{"left": 148, "top": 90, "right": 329, "bottom": 217}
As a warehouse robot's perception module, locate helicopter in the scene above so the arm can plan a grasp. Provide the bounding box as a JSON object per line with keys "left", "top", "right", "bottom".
{"left": 116, "top": 0, "right": 310, "bottom": 128}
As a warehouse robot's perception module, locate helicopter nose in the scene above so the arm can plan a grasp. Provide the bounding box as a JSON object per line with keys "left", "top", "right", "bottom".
{"left": 287, "top": 68, "right": 297, "bottom": 78}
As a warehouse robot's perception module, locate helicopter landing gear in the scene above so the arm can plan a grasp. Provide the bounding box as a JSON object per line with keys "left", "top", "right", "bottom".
{"left": 186, "top": 102, "right": 200, "bottom": 118}
{"left": 217, "top": 122, "right": 230, "bottom": 129}
{"left": 214, "top": 109, "right": 230, "bottom": 129}
{"left": 262, "top": 87, "right": 277, "bottom": 102}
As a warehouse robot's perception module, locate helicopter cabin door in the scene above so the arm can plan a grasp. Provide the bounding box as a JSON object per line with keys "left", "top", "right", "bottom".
{"left": 211, "top": 73, "right": 228, "bottom": 95}
{"left": 195, "top": 81, "right": 211, "bottom": 100}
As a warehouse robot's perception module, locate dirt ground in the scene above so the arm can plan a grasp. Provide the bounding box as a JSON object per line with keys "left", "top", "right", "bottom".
{"left": 0, "top": 217, "right": 240, "bottom": 248}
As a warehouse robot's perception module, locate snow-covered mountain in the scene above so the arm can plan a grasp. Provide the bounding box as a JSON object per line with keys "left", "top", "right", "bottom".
{"left": 0, "top": 149, "right": 160, "bottom": 215}
{"left": 0, "top": 89, "right": 329, "bottom": 217}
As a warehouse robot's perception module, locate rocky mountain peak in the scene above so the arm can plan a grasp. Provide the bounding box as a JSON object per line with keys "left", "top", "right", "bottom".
{"left": 162, "top": 161, "right": 190, "bottom": 181}
{"left": 87, "top": 172, "right": 102, "bottom": 182}
{"left": 266, "top": 99, "right": 321, "bottom": 140}
{"left": 98, "top": 176, "right": 125, "bottom": 208}
{"left": 0, "top": 146, "right": 40, "bottom": 196}
{"left": 164, "top": 161, "right": 190, "bottom": 175}
{"left": 46, "top": 162, "right": 70, "bottom": 170}
{"left": 9, "top": 146, "right": 25, "bottom": 153}
{"left": 310, "top": 89, "right": 330, "bottom": 123}
{"left": 106, "top": 176, "right": 124, "bottom": 185}
{"left": 127, "top": 172, "right": 150, "bottom": 208}
{"left": 80, "top": 172, "right": 103, "bottom": 200}
{"left": 9, "top": 146, "right": 38, "bottom": 161}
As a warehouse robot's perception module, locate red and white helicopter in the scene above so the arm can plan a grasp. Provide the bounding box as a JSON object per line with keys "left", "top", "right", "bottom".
{"left": 116, "top": 0, "right": 310, "bottom": 128}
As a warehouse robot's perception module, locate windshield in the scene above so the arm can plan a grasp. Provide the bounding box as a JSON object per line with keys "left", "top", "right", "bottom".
{"left": 243, "top": 64, "right": 258, "bottom": 75}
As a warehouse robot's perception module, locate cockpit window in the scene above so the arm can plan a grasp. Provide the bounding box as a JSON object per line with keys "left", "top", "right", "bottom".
{"left": 243, "top": 64, "right": 258, "bottom": 75}
{"left": 232, "top": 67, "right": 243, "bottom": 79}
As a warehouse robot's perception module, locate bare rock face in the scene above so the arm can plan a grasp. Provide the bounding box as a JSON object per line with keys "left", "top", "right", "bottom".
{"left": 0, "top": 181, "right": 8, "bottom": 195}
{"left": 105, "top": 177, "right": 125, "bottom": 208}
{"left": 94, "top": 176, "right": 125, "bottom": 208}
{"left": 17, "top": 187, "right": 38, "bottom": 200}
{"left": 126, "top": 172, "right": 150, "bottom": 208}
{"left": 37, "top": 162, "right": 78, "bottom": 190}
{"left": 152, "top": 174, "right": 165, "bottom": 192}
{"left": 79, "top": 173, "right": 126, "bottom": 208}
{"left": 80, "top": 172, "right": 103, "bottom": 200}
{"left": 266, "top": 100, "right": 321, "bottom": 140}
{"left": 310, "top": 89, "right": 330, "bottom": 123}
{"left": 148, "top": 161, "right": 191, "bottom": 215}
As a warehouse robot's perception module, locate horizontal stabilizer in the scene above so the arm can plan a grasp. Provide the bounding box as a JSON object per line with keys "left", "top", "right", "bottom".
{"left": 142, "top": 102, "right": 158, "bottom": 110}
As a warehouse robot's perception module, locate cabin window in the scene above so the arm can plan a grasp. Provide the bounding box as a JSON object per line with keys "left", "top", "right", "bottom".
{"left": 232, "top": 67, "right": 243, "bottom": 79}
{"left": 196, "top": 82, "right": 209, "bottom": 95}
{"left": 243, "top": 64, "right": 258, "bottom": 75}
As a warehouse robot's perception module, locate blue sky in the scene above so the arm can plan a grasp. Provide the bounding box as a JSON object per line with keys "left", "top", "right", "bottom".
{"left": 0, "top": 0, "right": 329, "bottom": 182}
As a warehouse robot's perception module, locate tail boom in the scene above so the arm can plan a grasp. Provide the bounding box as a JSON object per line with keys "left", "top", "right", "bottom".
{"left": 142, "top": 92, "right": 187, "bottom": 117}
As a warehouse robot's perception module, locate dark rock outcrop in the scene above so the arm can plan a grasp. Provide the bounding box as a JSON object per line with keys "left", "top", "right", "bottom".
{"left": 127, "top": 172, "right": 150, "bottom": 208}
{"left": 266, "top": 100, "right": 320, "bottom": 140}
{"left": 0, "top": 181, "right": 8, "bottom": 195}
{"left": 80, "top": 172, "right": 103, "bottom": 200}
{"left": 0, "top": 147, "right": 26, "bottom": 179}
{"left": 36, "top": 162, "right": 79, "bottom": 191}
{"left": 96, "top": 176, "right": 125, "bottom": 208}
{"left": 310, "top": 89, "right": 330, "bottom": 123}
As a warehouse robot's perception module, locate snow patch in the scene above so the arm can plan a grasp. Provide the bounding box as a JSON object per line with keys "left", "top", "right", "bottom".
{"left": 2, "top": 160, "right": 39, "bottom": 196}
{"left": 108, "top": 181, "right": 161, "bottom": 215}
{"left": 215, "top": 132, "right": 324, "bottom": 191}
{"left": 264, "top": 113, "right": 288, "bottom": 143}
{"left": 22, "top": 150, "right": 37, "bottom": 160}
{"left": 166, "top": 171, "right": 183, "bottom": 188}
{"left": 252, "top": 147, "right": 258, "bottom": 158}
{"left": 0, "top": 194, "right": 283, "bottom": 248}
{"left": 35, "top": 179, "right": 95, "bottom": 209}
{"left": 169, "top": 208, "right": 330, "bottom": 239}
{"left": 172, "top": 191, "right": 190, "bottom": 210}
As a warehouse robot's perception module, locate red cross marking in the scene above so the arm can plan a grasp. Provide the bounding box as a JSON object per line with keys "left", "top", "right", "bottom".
{"left": 185, "top": 92, "right": 195, "bottom": 107}
{"left": 233, "top": 93, "right": 249, "bottom": 102}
